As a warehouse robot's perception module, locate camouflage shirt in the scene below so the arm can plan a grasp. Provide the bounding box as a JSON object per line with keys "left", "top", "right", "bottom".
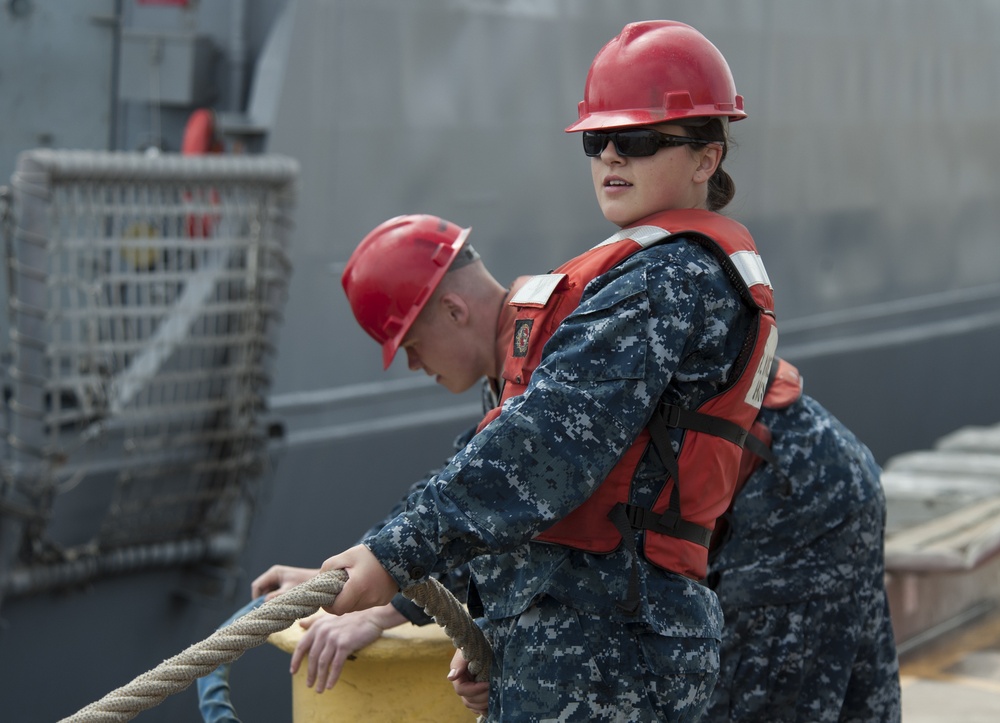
{"left": 364, "top": 238, "right": 756, "bottom": 639}
{"left": 356, "top": 427, "right": 475, "bottom": 626}
{"left": 709, "top": 393, "right": 888, "bottom": 605}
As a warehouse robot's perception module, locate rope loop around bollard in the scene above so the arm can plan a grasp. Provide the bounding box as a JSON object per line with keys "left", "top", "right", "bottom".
{"left": 58, "top": 569, "right": 492, "bottom": 722}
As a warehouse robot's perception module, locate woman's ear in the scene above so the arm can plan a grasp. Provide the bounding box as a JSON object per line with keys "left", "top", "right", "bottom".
{"left": 693, "top": 143, "right": 723, "bottom": 184}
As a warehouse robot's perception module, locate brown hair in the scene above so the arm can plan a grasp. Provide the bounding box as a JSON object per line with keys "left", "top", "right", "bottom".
{"left": 685, "top": 119, "right": 735, "bottom": 212}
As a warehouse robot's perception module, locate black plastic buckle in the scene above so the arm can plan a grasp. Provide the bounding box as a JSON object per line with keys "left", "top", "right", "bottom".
{"left": 625, "top": 504, "right": 679, "bottom": 533}
{"left": 624, "top": 504, "right": 650, "bottom": 529}
{"left": 660, "top": 403, "right": 682, "bottom": 428}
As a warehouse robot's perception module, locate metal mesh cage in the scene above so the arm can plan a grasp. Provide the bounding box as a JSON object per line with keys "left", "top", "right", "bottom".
{"left": 0, "top": 150, "right": 298, "bottom": 595}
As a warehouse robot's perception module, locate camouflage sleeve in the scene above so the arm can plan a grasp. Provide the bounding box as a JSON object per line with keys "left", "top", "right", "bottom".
{"left": 357, "top": 426, "right": 476, "bottom": 624}
{"left": 364, "top": 241, "right": 746, "bottom": 588}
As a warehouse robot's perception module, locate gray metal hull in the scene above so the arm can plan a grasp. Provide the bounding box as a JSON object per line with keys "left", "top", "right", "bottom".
{"left": 2, "top": 1, "right": 999, "bottom": 720}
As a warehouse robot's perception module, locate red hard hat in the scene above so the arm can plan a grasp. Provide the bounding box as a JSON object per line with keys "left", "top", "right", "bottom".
{"left": 342, "top": 214, "right": 471, "bottom": 369}
{"left": 565, "top": 20, "right": 746, "bottom": 133}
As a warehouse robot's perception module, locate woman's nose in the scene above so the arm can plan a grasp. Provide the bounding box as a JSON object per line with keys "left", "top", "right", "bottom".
{"left": 600, "top": 140, "right": 623, "bottom": 162}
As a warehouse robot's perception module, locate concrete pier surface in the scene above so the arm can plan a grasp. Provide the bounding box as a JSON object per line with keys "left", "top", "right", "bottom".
{"left": 885, "top": 421, "right": 1000, "bottom": 722}
{"left": 899, "top": 603, "right": 1000, "bottom": 723}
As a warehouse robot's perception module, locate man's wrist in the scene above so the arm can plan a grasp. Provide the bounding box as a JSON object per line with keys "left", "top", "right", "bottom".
{"left": 363, "top": 603, "right": 408, "bottom": 630}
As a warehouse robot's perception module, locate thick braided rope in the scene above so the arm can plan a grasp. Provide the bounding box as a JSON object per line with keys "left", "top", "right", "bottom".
{"left": 58, "top": 569, "right": 349, "bottom": 723}
{"left": 59, "top": 569, "right": 492, "bottom": 721}
{"left": 402, "top": 576, "right": 492, "bottom": 682}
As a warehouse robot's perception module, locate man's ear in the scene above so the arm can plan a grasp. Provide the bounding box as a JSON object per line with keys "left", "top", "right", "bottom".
{"left": 439, "top": 292, "right": 470, "bottom": 325}
{"left": 693, "top": 143, "right": 723, "bottom": 184}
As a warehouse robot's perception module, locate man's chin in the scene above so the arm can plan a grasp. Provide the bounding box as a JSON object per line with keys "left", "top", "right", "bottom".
{"left": 438, "top": 377, "right": 474, "bottom": 395}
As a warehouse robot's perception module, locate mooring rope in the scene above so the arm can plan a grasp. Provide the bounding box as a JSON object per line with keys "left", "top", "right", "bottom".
{"left": 58, "top": 569, "right": 492, "bottom": 722}
{"left": 403, "top": 576, "right": 491, "bottom": 680}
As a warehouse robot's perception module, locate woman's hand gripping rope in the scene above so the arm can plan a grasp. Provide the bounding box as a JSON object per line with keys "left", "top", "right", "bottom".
{"left": 322, "top": 544, "right": 492, "bottom": 682}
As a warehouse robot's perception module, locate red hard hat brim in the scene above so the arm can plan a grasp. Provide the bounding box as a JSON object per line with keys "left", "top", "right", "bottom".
{"left": 381, "top": 341, "right": 397, "bottom": 370}
{"left": 565, "top": 108, "right": 746, "bottom": 133}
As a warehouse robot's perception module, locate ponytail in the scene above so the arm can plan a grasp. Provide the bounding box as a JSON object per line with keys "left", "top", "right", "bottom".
{"left": 685, "top": 119, "right": 735, "bottom": 212}
{"left": 707, "top": 167, "right": 735, "bottom": 212}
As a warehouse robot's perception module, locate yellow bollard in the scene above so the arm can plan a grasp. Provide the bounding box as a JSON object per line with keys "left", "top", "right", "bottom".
{"left": 269, "top": 614, "right": 479, "bottom": 722}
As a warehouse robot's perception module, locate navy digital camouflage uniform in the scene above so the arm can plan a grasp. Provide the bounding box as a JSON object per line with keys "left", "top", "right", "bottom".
{"left": 364, "top": 239, "right": 755, "bottom": 722}
{"left": 705, "top": 394, "right": 902, "bottom": 722}
{"left": 355, "top": 428, "right": 475, "bottom": 626}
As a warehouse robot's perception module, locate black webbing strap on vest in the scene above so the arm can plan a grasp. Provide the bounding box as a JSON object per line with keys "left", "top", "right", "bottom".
{"left": 743, "top": 429, "right": 778, "bottom": 468}
{"left": 646, "top": 402, "right": 749, "bottom": 540}
{"left": 608, "top": 502, "right": 644, "bottom": 615}
{"left": 608, "top": 402, "right": 751, "bottom": 613}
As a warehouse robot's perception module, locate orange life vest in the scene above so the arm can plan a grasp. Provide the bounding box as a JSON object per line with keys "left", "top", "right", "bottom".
{"left": 478, "top": 209, "right": 777, "bottom": 587}
{"left": 736, "top": 358, "right": 804, "bottom": 487}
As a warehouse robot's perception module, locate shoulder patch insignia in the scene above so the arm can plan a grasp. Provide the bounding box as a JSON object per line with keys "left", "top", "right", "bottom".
{"left": 513, "top": 319, "right": 533, "bottom": 357}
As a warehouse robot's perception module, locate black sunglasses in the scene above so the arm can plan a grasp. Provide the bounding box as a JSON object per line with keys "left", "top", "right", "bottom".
{"left": 582, "top": 129, "right": 712, "bottom": 158}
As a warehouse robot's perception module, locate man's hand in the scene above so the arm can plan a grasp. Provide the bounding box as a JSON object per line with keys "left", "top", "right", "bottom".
{"left": 320, "top": 544, "right": 399, "bottom": 615}
{"left": 291, "top": 605, "right": 408, "bottom": 692}
{"left": 447, "top": 648, "right": 489, "bottom": 716}
{"left": 251, "top": 564, "right": 319, "bottom": 601}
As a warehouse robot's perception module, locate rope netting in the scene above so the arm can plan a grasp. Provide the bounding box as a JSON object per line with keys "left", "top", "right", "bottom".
{"left": 3, "top": 151, "right": 298, "bottom": 600}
